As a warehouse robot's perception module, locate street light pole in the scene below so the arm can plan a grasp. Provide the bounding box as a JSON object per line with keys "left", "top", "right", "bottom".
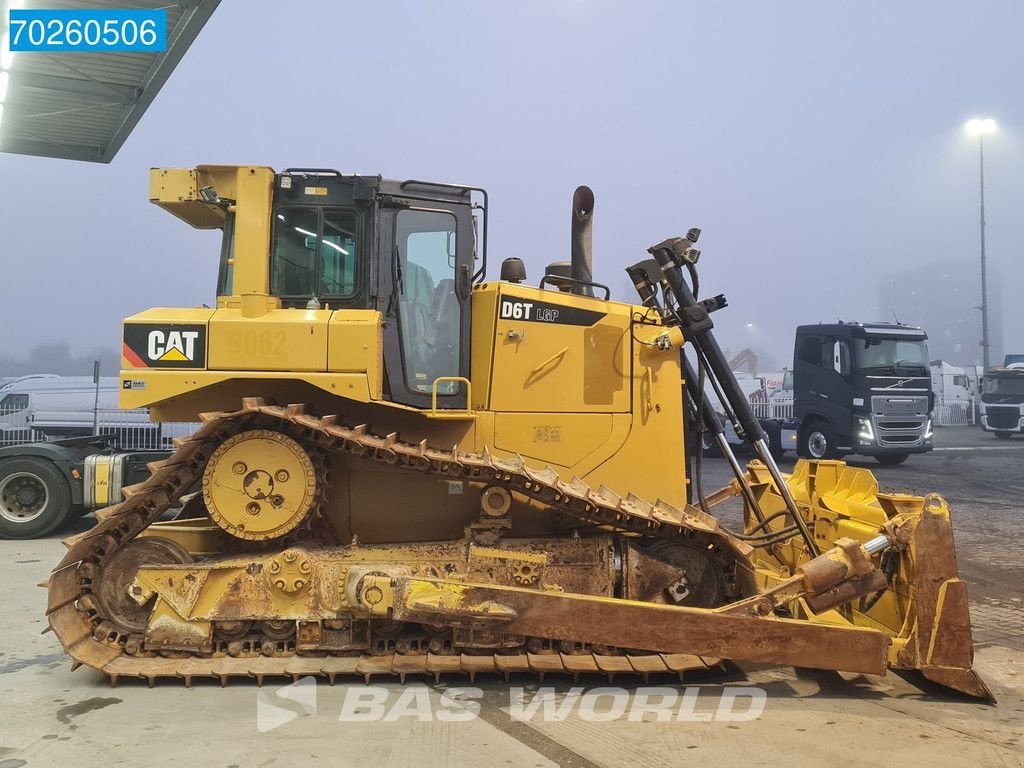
{"left": 978, "top": 134, "right": 990, "bottom": 372}
{"left": 965, "top": 117, "right": 997, "bottom": 371}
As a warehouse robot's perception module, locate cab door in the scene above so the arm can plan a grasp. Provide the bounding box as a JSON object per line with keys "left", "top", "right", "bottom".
{"left": 378, "top": 201, "right": 474, "bottom": 410}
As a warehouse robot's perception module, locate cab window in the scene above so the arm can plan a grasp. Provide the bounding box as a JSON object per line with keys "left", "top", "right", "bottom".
{"left": 0, "top": 394, "right": 29, "bottom": 413}
{"left": 797, "top": 336, "right": 826, "bottom": 366}
{"left": 271, "top": 207, "right": 358, "bottom": 301}
{"left": 396, "top": 209, "right": 460, "bottom": 392}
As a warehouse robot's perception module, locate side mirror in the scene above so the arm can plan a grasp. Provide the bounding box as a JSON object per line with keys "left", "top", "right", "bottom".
{"left": 833, "top": 340, "right": 851, "bottom": 377}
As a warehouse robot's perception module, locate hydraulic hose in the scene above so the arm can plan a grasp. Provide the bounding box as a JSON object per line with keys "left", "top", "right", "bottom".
{"left": 649, "top": 237, "right": 820, "bottom": 557}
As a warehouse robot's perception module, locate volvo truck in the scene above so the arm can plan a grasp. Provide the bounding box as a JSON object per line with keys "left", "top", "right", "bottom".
{"left": 979, "top": 357, "right": 1024, "bottom": 438}
{"left": 788, "top": 322, "right": 934, "bottom": 465}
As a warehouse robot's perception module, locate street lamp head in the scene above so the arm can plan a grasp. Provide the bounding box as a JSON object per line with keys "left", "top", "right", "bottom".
{"left": 965, "top": 117, "right": 998, "bottom": 136}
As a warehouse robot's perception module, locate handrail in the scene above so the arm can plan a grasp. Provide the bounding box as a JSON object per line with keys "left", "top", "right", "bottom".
{"left": 539, "top": 274, "right": 611, "bottom": 300}
{"left": 281, "top": 168, "right": 343, "bottom": 176}
{"left": 430, "top": 376, "right": 475, "bottom": 418}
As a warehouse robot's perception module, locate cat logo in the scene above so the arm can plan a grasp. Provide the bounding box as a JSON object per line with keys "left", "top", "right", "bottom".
{"left": 122, "top": 323, "right": 206, "bottom": 369}
{"left": 147, "top": 330, "right": 199, "bottom": 362}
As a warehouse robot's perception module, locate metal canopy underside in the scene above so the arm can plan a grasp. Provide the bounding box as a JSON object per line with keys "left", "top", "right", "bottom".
{"left": 0, "top": 0, "right": 219, "bottom": 163}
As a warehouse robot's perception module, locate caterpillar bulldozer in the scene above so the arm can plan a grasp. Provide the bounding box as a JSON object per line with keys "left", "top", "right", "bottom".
{"left": 45, "top": 166, "right": 991, "bottom": 700}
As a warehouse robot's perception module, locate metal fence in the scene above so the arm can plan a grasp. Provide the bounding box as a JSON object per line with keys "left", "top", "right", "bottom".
{"left": 749, "top": 397, "right": 794, "bottom": 420}
{"left": 933, "top": 400, "right": 976, "bottom": 427}
{"left": 749, "top": 395, "right": 976, "bottom": 427}
{"left": 0, "top": 405, "right": 198, "bottom": 450}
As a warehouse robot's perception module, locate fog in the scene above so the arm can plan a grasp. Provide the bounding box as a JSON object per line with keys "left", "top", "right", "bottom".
{"left": 0, "top": 342, "right": 119, "bottom": 379}
{"left": 1, "top": 0, "right": 1022, "bottom": 375}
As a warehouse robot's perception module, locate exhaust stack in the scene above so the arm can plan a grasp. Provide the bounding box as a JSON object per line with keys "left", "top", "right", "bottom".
{"left": 570, "top": 185, "right": 595, "bottom": 296}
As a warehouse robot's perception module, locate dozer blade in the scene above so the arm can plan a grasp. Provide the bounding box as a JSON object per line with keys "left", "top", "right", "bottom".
{"left": 906, "top": 500, "right": 994, "bottom": 701}
{"left": 740, "top": 460, "right": 994, "bottom": 702}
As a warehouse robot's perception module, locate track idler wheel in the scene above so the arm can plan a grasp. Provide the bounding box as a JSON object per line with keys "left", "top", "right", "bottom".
{"left": 202, "top": 429, "right": 319, "bottom": 541}
{"left": 94, "top": 536, "right": 193, "bottom": 634}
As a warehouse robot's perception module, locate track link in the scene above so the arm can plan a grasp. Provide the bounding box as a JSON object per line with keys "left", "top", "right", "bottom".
{"left": 45, "top": 398, "right": 748, "bottom": 685}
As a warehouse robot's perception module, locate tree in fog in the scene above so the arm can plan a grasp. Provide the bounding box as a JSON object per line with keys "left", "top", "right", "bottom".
{"left": 0, "top": 342, "right": 120, "bottom": 379}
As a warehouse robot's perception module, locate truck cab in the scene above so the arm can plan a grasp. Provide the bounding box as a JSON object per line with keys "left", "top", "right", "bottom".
{"left": 791, "top": 322, "right": 934, "bottom": 465}
{"left": 930, "top": 360, "right": 973, "bottom": 426}
{"left": 979, "top": 357, "right": 1024, "bottom": 438}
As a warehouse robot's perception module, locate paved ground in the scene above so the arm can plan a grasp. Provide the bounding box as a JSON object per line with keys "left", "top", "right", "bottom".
{"left": 0, "top": 427, "right": 1021, "bottom": 767}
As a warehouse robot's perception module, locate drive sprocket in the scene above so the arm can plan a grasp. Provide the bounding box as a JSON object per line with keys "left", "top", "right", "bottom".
{"left": 202, "top": 428, "right": 319, "bottom": 541}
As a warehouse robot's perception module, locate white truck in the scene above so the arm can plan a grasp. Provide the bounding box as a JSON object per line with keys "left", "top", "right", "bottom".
{"left": 979, "top": 356, "right": 1024, "bottom": 439}
{"left": 930, "top": 360, "right": 974, "bottom": 426}
{"left": 0, "top": 375, "right": 154, "bottom": 446}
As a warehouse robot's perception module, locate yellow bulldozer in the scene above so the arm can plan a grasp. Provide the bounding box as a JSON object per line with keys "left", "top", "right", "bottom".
{"left": 45, "top": 166, "right": 990, "bottom": 699}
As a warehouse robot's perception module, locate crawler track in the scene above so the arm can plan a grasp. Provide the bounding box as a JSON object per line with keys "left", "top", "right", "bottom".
{"left": 45, "top": 398, "right": 748, "bottom": 686}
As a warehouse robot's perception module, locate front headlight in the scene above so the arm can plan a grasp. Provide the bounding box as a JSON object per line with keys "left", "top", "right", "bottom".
{"left": 925, "top": 418, "right": 933, "bottom": 439}
{"left": 856, "top": 416, "right": 874, "bottom": 441}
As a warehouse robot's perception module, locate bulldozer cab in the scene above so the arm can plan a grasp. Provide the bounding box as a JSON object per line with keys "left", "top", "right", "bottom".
{"left": 212, "top": 170, "right": 478, "bottom": 410}
{"left": 270, "top": 172, "right": 476, "bottom": 410}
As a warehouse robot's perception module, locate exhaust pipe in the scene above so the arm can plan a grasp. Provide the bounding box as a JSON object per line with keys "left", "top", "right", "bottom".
{"left": 570, "top": 185, "right": 595, "bottom": 296}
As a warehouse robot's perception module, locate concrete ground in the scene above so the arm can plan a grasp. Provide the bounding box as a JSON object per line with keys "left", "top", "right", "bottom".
{"left": 1, "top": 426, "right": 1021, "bottom": 767}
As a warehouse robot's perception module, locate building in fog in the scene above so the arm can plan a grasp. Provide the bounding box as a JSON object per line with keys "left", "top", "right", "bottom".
{"left": 878, "top": 261, "right": 1003, "bottom": 368}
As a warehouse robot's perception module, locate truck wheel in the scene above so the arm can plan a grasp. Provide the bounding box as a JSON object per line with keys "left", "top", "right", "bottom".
{"left": 875, "top": 453, "right": 909, "bottom": 466}
{"left": 994, "top": 431, "right": 1013, "bottom": 440}
{"left": 0, "top": 458, "right": 73, "bottom": 539}
{"left": 799, "top": 423, "right": 836, "bottom": 459}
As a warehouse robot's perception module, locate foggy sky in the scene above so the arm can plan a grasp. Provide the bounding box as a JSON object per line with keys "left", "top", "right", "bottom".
{"left": 1, "top": 0, "right": 1022, "bottom": 373}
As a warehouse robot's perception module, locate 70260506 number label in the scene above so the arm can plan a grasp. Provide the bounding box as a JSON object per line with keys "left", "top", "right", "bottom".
{"left": 8, "top": 9, "right": 166, "bottom": 52}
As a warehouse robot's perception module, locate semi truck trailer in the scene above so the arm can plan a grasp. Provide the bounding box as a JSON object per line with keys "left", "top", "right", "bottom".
{"left": 0, "top": 435, "right": 171, "bottom": 539}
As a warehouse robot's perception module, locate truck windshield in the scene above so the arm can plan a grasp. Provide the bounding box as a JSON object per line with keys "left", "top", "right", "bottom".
{"left": 853, "top": 337, "right": 928, "bottom": 375}
{"left": 985, "top": 376, "right": 1024, "bottom": 395}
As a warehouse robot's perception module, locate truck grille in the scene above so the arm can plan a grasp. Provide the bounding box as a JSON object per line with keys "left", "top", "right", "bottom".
{"left": 981, "top": 393, "right": 1024, "bottom": 405}
{"left": 870, "top": 395, "right": 929, "bottom": 447}
{"left": 871, "top": 395, "right": 929, "bottom": 417}
{"left": 985, "top": 406, "right": 1021, "bottom": 430}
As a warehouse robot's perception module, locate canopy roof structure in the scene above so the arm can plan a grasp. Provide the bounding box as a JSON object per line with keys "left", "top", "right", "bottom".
{"left": 0, "top": 0, "right": 219, "bottom": 163}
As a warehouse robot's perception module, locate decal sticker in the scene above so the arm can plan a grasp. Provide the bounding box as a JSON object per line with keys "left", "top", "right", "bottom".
{"left": 499, "top": 298, "right": 606, "bottom": 327}
{"left": 123, "top": 324, "right": 206, "bottom": 369}
{"left": 122, "top": 379, "right": 148, "bottom": 390}
{"left": 533, "top": 426, "right": 562, "bottom": 443}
